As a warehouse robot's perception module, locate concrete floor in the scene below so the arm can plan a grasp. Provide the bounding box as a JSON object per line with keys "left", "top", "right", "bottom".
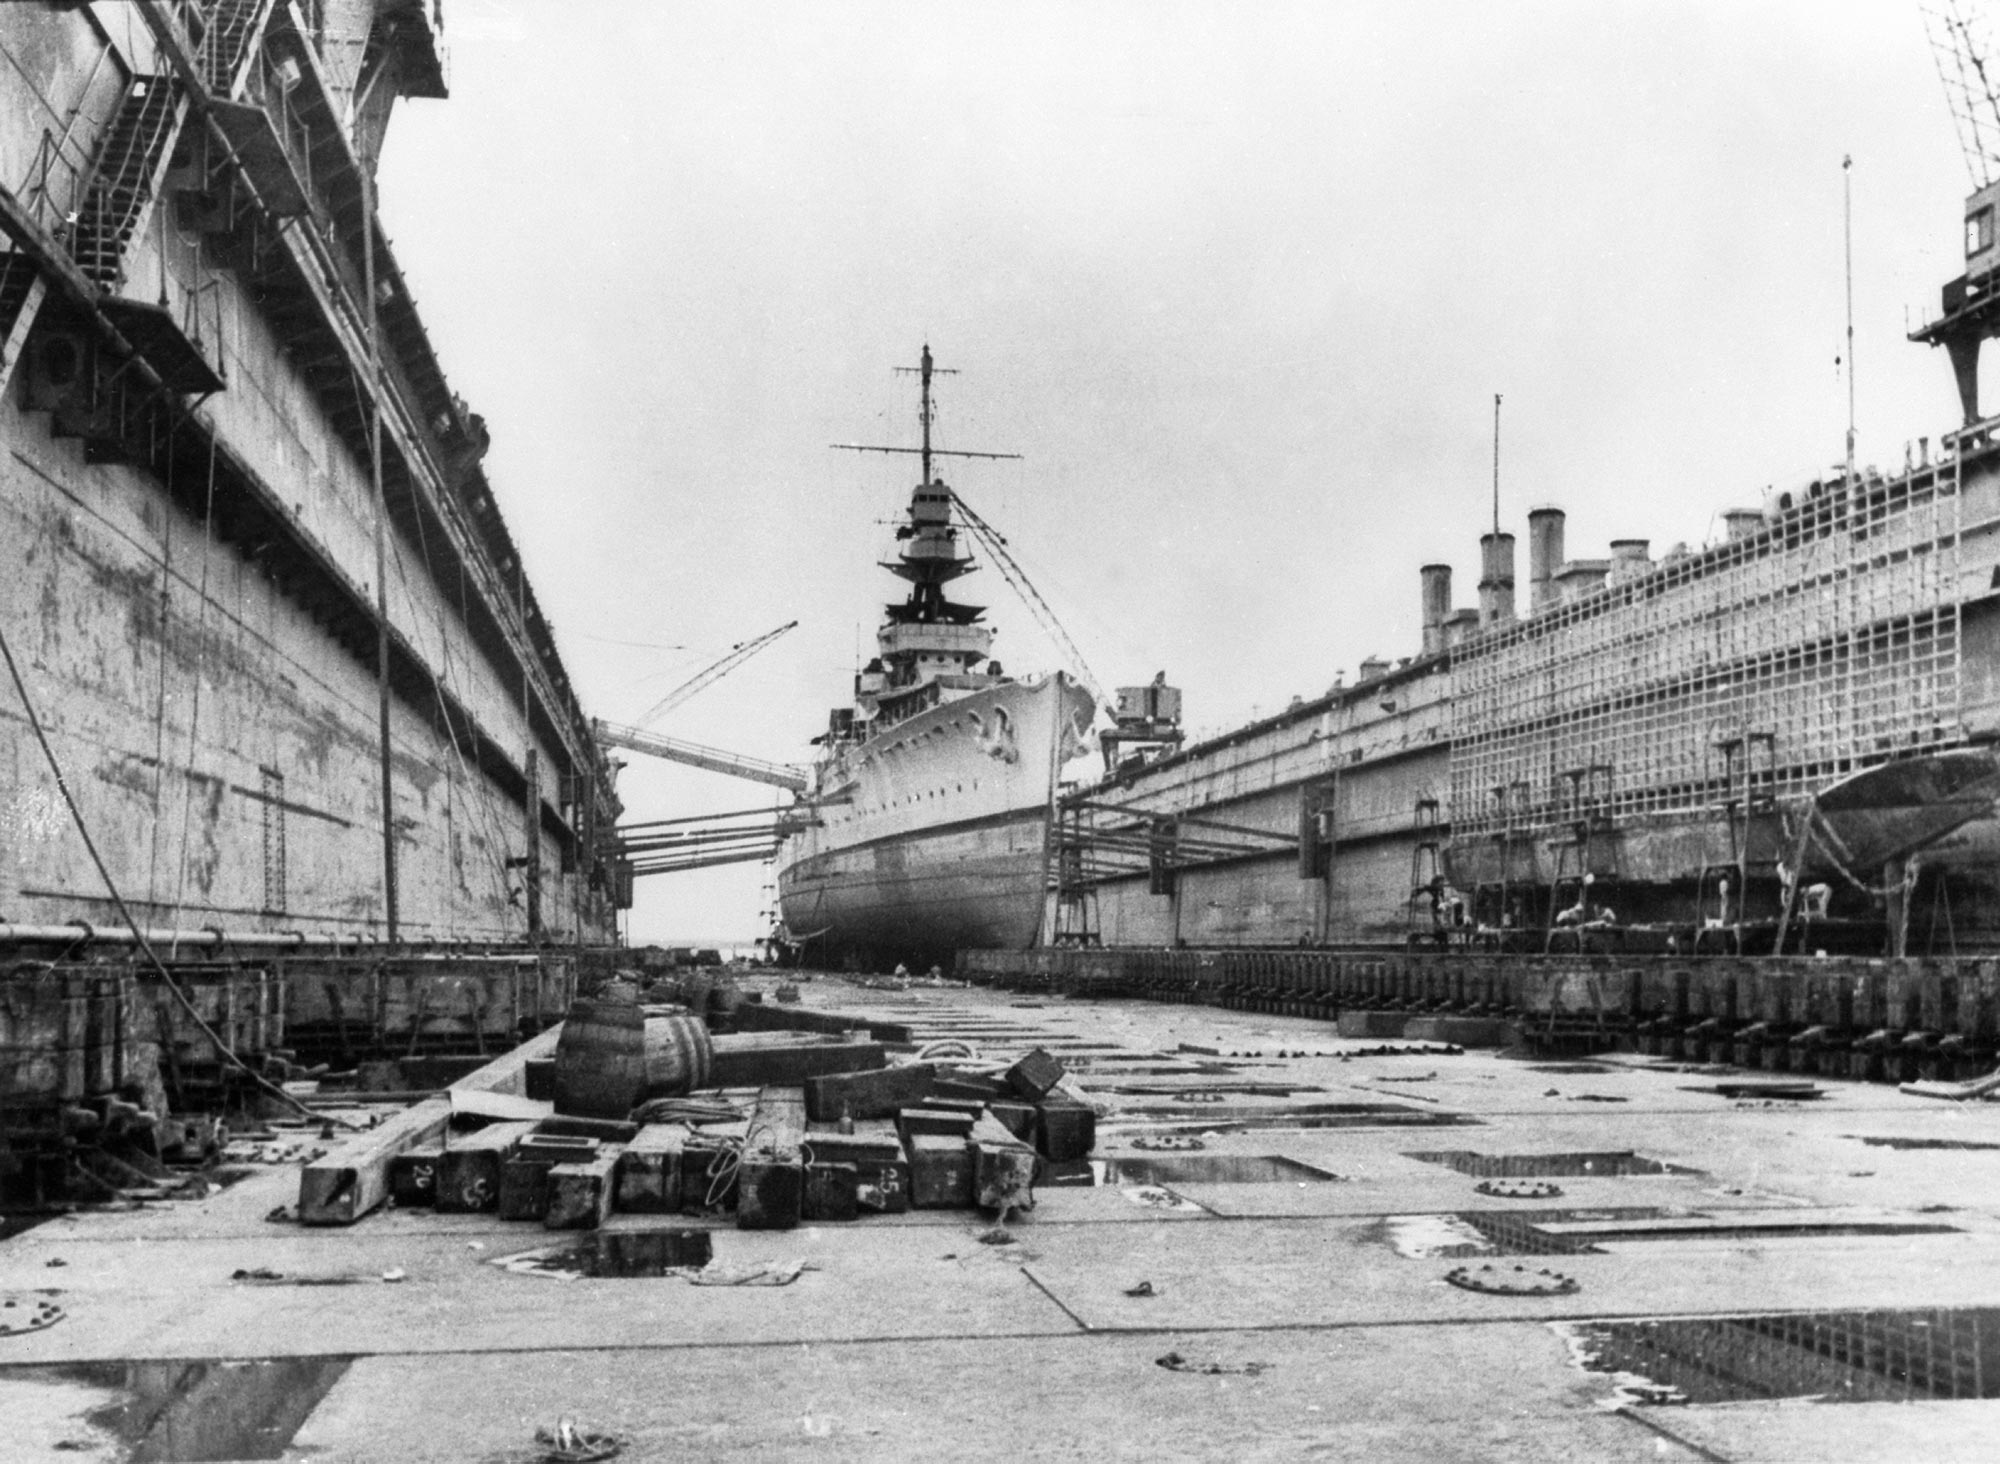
{"left": 4, "top": 975, "right": 2000, "bottom": 1461}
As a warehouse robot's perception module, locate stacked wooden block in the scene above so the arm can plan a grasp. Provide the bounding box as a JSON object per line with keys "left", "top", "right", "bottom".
{"left": 377, "top": 1046, "right": 1094, "bottom": 1232}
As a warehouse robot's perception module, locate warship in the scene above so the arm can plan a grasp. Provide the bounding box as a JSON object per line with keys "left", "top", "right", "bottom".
{"left": 774, "top": 348, "right": 1097, "bottom": 969}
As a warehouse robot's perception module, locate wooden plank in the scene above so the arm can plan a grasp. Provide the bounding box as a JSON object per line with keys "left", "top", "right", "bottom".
{"left": 726, "top": 1000, "right": 914, "bottom": 1044}
{"left": 710, "top": 1033, "right": 886, "bottom": 1087}
{"left": 803, "top": 1062, "right": 935, "bottom": 1122}
{"left": 535, "top": 1115, "right": 640, "bottom": 1144}
{"left": 545, "top": 1149, "right": 623, "bottom": 1229}
{"left": 896, "top": 1107, "right": 975, "bottom": 1145}
{"left": 297, "top": 1025, "right": 565, "bottom": 1226}
{"left": 987, "top": 1099, "right": 1039, "bottom": 1145}
{"left": 298, "top": 1098, "right": 450, "bottom": 1226}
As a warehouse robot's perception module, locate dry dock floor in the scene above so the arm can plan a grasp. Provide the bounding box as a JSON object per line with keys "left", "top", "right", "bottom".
{"left": 5, "top": 976, "right": 2000, "bottom": 1461}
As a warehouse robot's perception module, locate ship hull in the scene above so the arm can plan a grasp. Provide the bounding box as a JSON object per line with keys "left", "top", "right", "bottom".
{"left": 777, "top": 808, "right": 1051, "bottom": 968}
{"left": 775, "top": 674, "right": 1093, "bottom": 968}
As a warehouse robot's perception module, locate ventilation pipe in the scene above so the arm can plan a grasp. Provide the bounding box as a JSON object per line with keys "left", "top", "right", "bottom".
{"left": 1527, "top": 507, "right": 1564, "bottom": 613}
{"left": 1477, "top": 531, "right": 1515, "bottom": 626}
{"left": 1419, "top": 564, "right": 1452, "bottom": 655}
{"left": 1607, "top": 538, "right": 1651, "bottom": 586}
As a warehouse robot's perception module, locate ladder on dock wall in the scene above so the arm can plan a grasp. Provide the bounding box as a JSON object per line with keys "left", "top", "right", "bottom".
{"left": 65, "top": 75, "right": 189, "bottom": 290}
{"left": 194, "top": 0, "right": 279, "bottom": 97}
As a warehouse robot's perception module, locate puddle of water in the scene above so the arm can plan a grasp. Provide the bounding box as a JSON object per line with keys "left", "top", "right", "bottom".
{"left": 1041, "top": 1154, "right": 1341, "bottom": 1187}
{"left": 494, "top": 1228, "right": 715, "bottom": 1279}
{"left": 0, "top": 1356, "right": 354, "bottom": 1461}
{"left": 1530, "top": 1063, "right": 1615, "bottom": 1074}
{"left": 1564, "top": 1308, "right": 2000, "bottom": 1403}
{"left": 1849, "top": 1136, "right": 2000, "bottom": 1152}
{"left": 1408, "top": 1150, "right": 1698, "bottom": 1178}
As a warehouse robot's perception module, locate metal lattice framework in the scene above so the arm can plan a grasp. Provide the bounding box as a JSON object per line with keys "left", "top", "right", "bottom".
{"left": 1926, "top": 0, "right": 2000, "bottom": 188}
{"left": 1450, "top": 456, "right": 1966, "bottom": 842}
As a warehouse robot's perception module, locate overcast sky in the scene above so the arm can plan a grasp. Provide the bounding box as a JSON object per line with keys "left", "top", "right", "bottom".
{"left": 378, "top": 2, "right": 1977, "bottom": 944}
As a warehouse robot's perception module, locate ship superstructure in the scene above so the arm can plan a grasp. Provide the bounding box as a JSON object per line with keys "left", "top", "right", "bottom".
{"left": 774, "top": 348, "right": 1095, "bottom": 968}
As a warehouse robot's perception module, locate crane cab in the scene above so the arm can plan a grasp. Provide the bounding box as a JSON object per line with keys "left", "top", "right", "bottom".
{"left": 1969, "top": 180, "right": 2000, "bottom": 285}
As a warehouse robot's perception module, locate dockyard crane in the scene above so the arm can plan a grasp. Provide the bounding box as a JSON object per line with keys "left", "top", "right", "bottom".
{"left": 1926, "top": 1, "right": 2000, "bottom": 186}
{"left": 592, "top": 720, "right": 809, "bottom": 793}
{"left": 1914, "top": 1, "right": 2000, "bottom": 420}
{"left": 634, "top": 620, "right": 797, "bottom": 730}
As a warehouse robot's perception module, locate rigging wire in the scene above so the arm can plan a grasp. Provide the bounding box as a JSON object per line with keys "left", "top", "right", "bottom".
{"left": 0, "top": 584, "right": 357, "bottom": 1130}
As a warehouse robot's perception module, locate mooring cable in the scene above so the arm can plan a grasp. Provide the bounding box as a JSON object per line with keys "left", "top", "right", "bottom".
{"left": 0, "top": 609, "right": 361, "bottom": 1130}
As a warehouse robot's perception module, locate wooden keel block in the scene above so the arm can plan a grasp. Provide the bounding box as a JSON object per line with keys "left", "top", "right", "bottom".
{"left": 681, "top": 1140, "right": 738, "bottom": 1212}
{"left": 804, "top": 1131, "right": 909, "bottom": 1213}
{"left": 387, "top": 1144, "right": 444, "bottom": 1208}
{"left": 1006, "top": 1047, "right": 1067, "bottom": 1101}
{"left": 803, "top": 1062, "right": 936, "bottom": 1122}
{"left": 298, "top": 1098, "right": 450, "bottom": 1226}
{"left": 436, "top": 1121, "right": 538, "bottom": 1213}
{"left": 500, "top": 1135, "right": 601, "bottom": 1221}
{"left": 1036, "top": 1098, "right": 1095, "bottom": 1163}
{"left": 803, "top": 1161, "right": 860, "bottom": 1221}
{"left": 907, "top": 1133, "right": 975, "bottom": 1209}
{"left": 970, "top": 1113, "right": 1037, "bottom": 1212}
{"left": 544, "top": 1150, "right": 623, "bottom": 1229}
{"left": 615, "top": 1125, "right": 686, "bottom": 1214}
{"left": 974, "top": 1142, "right": 1038, "bottom": 1213}
{"left": 498, "top": 1156, "right": 554, "bottom": 1222}
{"left": 736, "top": 1156, "right": 805, "bottom": 1229}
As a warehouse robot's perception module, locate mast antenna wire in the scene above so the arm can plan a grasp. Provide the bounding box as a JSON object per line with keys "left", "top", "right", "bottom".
{"left": 0, "top": 608, "right": 360, "bottom": 1130}
{"left": 1844, "top": 153, "right": 1857, "bottom": 489}
{"left": 946, "top": 485, "right": 1111, "bottom": 715}
{"left": 1492, "top": 393, "right": 1503, "bottom": 537}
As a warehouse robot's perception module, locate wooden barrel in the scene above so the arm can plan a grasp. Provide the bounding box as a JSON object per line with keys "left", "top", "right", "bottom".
{"left": 553, "top": 999, "right": 648, "bottom": 1118}
{"left": 639, "top": 1007, "right": 713, "bottom": 1098}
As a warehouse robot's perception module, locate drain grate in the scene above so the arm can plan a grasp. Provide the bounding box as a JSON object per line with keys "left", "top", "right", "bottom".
{"left": 1119, "top": 1102, "right": 1475, "bottom": 1130}
{"left": 1565, "top": 1307, "right": 2000, "bottom": 1404}
{"left": 1407, "top": 1150, "right": 1699, "bottom": 1178}
{"left": 1042, "top": 1154, "right": 1342, "bottom": 1187}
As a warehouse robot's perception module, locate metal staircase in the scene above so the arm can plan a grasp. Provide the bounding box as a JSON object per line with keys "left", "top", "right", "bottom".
{"left": 66, "top": 76, "right": 187, "bottom": 289}
{"left": 196, "top": 0, "right": 276, "bottom": 96}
